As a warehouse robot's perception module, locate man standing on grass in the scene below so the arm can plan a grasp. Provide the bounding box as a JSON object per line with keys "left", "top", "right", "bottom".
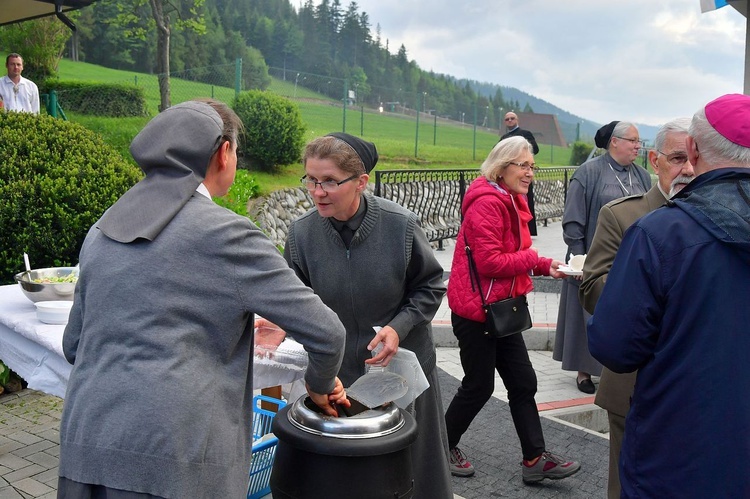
{"left": 0, "top": 53, "right": 40, "bottom": 114}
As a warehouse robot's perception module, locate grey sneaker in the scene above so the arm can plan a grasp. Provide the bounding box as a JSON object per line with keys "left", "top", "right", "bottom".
{"left": 521, "top": 451, "right": 580, "bottom": 483}
{"left": 449, "top": 447, "right": 475, "bottom": 477}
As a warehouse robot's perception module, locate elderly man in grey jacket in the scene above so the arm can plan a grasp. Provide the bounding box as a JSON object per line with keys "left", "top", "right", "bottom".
{"left": 58, "top": 100, "right": 348, "bottom": 499}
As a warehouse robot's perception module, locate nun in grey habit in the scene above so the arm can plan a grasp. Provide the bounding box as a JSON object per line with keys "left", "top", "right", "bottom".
{"left": 553, "top": 121, "right": 651, "bottom": 393}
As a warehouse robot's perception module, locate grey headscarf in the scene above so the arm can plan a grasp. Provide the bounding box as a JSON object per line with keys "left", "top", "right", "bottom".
{"left": 97, "top": 101, "right": 223, "bottom": 243}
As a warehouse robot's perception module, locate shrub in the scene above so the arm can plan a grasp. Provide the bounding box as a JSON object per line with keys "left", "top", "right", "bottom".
{"left": 0, "top": 112, "right": 142, "bottom": 284}
{"left": 213, "top": 169, "right": 261, "bottom": 217}
{"left": 233, "top": 90, "right": 306, "bottom": 172}
{"left": 42, "top": 80, "right": 148, "bottom": 117}
{"left": 569, "top": 141, "right": 594, "bottom": 166}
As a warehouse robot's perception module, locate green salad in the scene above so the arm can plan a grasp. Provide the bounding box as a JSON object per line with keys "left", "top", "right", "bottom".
{"left": 32, "top": 274, "right": 78, "bottom": 284}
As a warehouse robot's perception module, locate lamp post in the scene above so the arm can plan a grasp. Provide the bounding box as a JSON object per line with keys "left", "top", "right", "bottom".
{"left": 294, "top": 73, "right": 300, "bottom": 98}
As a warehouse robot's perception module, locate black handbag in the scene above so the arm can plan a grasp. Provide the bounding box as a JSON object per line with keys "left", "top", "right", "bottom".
{"left": 466, "top": 245, "right": 532, "bottom": 338}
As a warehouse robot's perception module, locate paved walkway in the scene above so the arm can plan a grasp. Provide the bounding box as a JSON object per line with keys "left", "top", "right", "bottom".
{"left": 0, "top": 221, "right": 610, "bottom": 499}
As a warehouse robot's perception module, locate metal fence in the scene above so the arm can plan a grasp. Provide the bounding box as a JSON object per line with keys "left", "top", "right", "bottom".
{"left": 374, "top": 167, "right": 576, "bottom": 248}
{"left": 40, "top": 60, "right": 578, "bottom": 165}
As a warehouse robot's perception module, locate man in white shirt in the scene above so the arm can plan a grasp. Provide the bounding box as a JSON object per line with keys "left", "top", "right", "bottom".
{"left": 0, "top": 53, "right": 40, "bottom": 114}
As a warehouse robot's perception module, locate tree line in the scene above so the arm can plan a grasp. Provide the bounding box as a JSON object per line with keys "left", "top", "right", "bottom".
{"left": 10, "top": 0, "right": 533, "bottom": 125}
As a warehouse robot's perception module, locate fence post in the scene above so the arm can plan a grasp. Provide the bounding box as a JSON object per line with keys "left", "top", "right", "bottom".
{"left": 415, "top": 93, "right": 421, "bottom": 157}
{"left": 472, "top": 101, "right": 478, "bottom": 161}
{"left": 343, "top": 79, "right": 348, "bottom": 133}
{"left": 235, "top": 58, "right": 242, "bottom": 98}
{"left": 374, "top": 171, "right": 381, "bottom": 197}
{"left": 433, "top": 113, "right": 437, "bottom": 145}
{"left": 48, "top": 90, "right": 58, "bottom": 118}
{"left": 360, "top": 105, "right": 364, "bottom": 136}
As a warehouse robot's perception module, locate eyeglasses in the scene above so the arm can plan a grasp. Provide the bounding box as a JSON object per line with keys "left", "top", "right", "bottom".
{"left": 614, "top": 136, "right": 642, "bottom": 146}
{"left": 656, "top": 149, "right": 689, "bottom": 167}
{"left": 504, "top": 117, "right": 516, "bottom": 122}
{"left": 301, "top": 174, "right": 359, "bottom": 192}
{"left": 508, "top": 161, "right": 536, "bottom": 172}
{"left": 12, "top": 85, "right": 18, "bottom": 95}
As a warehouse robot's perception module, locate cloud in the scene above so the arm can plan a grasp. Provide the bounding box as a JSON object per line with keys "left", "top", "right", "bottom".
{"left": 323, "top": 0, "right": 746, "bottom": 125}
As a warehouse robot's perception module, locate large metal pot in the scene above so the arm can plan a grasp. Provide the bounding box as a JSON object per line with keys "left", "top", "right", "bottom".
{"left": 270, "top": 396, "right": 418, "bottom": 499}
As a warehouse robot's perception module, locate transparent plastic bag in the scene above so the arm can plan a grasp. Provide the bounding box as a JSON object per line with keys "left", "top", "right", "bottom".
{"left": 350, "top": 327, "right": 430, "bottom": 410}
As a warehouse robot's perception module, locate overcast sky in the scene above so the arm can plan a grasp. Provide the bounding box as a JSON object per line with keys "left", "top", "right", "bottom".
{"left": 323, "top": 0, "right": 746, "bottom": 126}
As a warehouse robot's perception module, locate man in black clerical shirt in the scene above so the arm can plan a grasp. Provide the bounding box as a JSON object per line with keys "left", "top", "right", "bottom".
{"left": 500, "top": 112, "right": 539, "bottom": 235}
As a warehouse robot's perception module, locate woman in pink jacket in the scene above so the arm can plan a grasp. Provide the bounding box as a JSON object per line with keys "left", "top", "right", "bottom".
{"left": 444, "top": 136, "right": 580, "bottom": 484}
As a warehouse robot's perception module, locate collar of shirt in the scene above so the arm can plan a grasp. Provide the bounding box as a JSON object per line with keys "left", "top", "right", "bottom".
{"left": 196, "top": 183, "right": 211, "bottom": 199}
{"left": 330, "top": 195, "right": 367, "bottom": 232}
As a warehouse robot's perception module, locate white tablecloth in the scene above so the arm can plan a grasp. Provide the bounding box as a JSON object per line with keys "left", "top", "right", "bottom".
{"left": 0, "top": 284, "right": 71, "bottom": 397}
{"left": 0, "top": 284, "right": 308, "bottom": 399}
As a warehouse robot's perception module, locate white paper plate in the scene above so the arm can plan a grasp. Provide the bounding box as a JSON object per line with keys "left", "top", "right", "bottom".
{"left": 558, "top": 266, "right": 583, "bottom": 276}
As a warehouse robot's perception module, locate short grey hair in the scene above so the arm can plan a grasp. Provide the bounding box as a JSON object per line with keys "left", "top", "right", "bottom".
{"left": 653, "top": 117, "right": 691, "bottom": 151}
{"left": 480, "top": 136, "right": 533, "bottom": 181}
{"left": 689, "top": 108, "right": 750, "bottom": 167}
{"left": 609, "top": 122, "right": 638, "bottom": 149}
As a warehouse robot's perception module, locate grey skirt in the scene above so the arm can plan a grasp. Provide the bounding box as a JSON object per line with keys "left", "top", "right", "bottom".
{"left": 552, "top": 278, "right": 602, "bottom": 375}
{"left": 57, "top": 477, "right": 167, "bottom": 499}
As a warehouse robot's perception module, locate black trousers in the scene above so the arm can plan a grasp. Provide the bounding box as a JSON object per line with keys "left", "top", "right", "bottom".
{"left": 444, "top": 312, "right": 546, "bottom": 460}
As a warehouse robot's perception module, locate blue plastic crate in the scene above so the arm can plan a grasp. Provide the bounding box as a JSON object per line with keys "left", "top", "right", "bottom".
{"left": 247, "top": 395, "right": 286, "bottom": 499}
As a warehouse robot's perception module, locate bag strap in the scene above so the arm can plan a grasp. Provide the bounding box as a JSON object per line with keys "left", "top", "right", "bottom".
{"left": 465, "top": 245, "right": 514, "bottom": 306}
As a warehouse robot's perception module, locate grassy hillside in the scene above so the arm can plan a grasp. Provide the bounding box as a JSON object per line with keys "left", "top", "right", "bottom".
{"left": 0, "top": 53, "right": 572, "bottom": 194}
{"left": 54, "top": 58, "right": 568, "bottom": 152}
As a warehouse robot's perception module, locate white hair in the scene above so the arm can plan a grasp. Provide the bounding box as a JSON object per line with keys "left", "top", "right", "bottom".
{"left": 653, "top": 118, "right": 691, "bottom": 151}
{"left": 480, "top": 136, "right": 532, "bottom": 181}
{"left": 689, "top": 108, "right": 750, "bottom": 167}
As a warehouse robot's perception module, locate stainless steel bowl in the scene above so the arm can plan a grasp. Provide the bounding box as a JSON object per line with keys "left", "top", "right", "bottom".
{"left": 286, "top": 396, "right": 405, "bottom": 439}
{"left": 14, "top": 267, "right": 78, "bottom": 303}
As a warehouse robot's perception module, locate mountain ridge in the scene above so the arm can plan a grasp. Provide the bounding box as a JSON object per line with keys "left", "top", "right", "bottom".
{"left": 462, "top": 79, "right": 659, "bottom": 144}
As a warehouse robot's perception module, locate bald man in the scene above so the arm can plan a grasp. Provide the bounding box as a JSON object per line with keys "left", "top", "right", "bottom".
{"left": 500, "top": 112, "right": 539, "bottom": 234}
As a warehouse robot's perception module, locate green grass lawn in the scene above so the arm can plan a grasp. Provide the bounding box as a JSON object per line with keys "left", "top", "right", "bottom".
{"left": 28, "top": 55, "right": 573, "bottom": 196}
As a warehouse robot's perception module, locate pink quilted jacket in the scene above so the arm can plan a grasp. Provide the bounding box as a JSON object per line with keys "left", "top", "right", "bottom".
{"left": 447, "top": 176, "right": 552, "bottom": 323}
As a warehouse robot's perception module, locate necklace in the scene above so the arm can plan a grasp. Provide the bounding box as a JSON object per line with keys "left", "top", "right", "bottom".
{"left": 608, "top": 161, "right": 633, "bottom": 196}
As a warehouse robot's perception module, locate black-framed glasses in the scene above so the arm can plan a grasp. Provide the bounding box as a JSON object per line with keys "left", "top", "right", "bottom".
{"left": 504, "top": 117, "right": 516, "bottom": 122}
{"left": 301, "top": 174, "right": 359, "bottom": 192}
{"left": 656, "top": 149, "right": 689, "bottom": 167}
{"left": 614, "top": 136, "right": 642, "bottom": 146}
{"left": 508, "top": 161, "right": 536, "bottom": 172}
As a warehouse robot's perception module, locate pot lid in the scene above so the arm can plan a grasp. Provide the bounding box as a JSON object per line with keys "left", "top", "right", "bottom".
{"left": 286, "top": 396, "right": 405, "bottom": 439}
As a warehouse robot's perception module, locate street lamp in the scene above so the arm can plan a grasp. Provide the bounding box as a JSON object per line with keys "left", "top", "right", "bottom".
{"left": 294, "top": 73, "right": 300, "bottom": 98}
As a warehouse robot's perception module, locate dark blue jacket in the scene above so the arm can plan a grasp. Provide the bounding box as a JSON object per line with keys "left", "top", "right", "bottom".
{"left": 588, "top": 168, "right": 750, "bottom": 498}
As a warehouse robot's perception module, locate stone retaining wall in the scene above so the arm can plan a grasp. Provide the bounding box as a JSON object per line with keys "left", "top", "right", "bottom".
{"left": 248, "top": 180, "right": 566, "bottom": 251}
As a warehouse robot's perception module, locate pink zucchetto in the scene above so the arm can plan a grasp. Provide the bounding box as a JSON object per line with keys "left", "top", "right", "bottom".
{"left": 705, "top": 93, "right": 750, "bottom": 147}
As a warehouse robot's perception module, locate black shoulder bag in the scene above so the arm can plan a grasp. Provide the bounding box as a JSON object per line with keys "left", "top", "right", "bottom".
{"left": 465, "top": 245, "right": 532, "bottom": 338}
